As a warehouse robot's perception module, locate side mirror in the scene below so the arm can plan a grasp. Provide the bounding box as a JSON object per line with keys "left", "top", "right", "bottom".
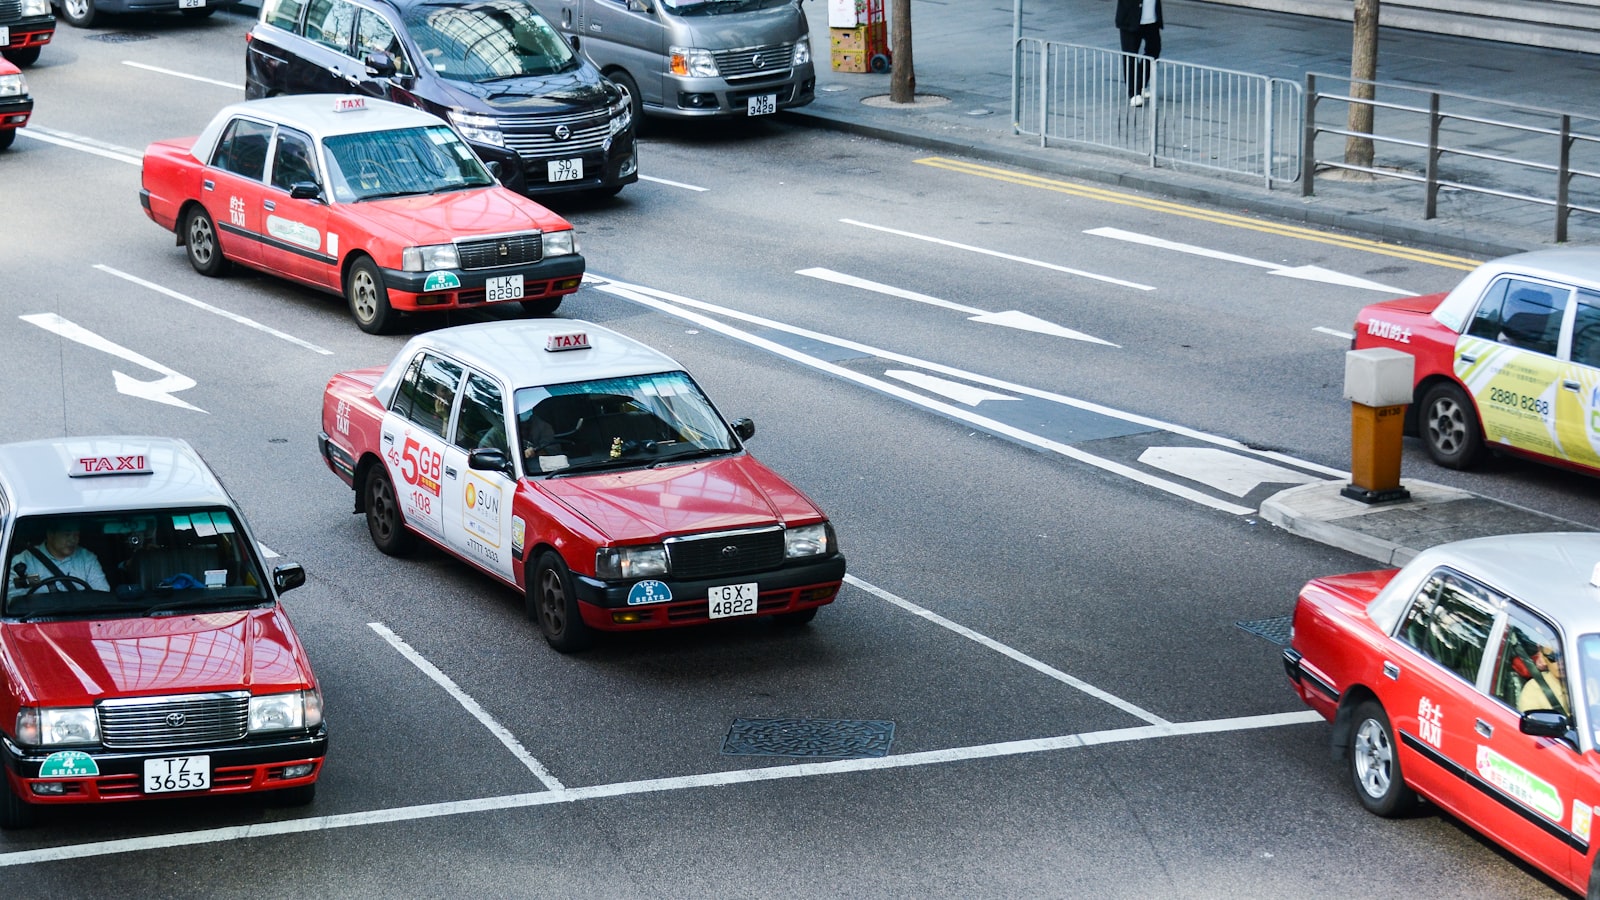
{"left": 289, "top": 181, "right": 322, "bottom": 201}
{"left": 626, "top": 0, "right": 650, "bottom": 12}
{"left": 365, "top": 50, "right": 397, "bottom": 78}
{"left": 273, "top": 562, "right": 306, "bottom": 594}
{"left": 730, "top": 417, "right": 755, "bottom": 441}
{"left": 1520, "top": 709, "right": 1571, "bottom": 739}
{"left": 485, "top": 160, "right": 503, "bottom": 180}
{"left": 468, "top": 447, "right": 511, "bottom": 473}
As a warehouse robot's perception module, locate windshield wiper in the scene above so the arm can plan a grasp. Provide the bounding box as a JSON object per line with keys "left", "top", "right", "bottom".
{"left": 358, "top": 189, "right": 430, "bottom": 201}
{"left": 142, "top": 594, "right": 267, "bottom": 616}
{"left": 650, "top": 447, "right": 734, "bottom": 467}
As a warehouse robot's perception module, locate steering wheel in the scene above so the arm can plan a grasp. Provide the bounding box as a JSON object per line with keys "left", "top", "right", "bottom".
{"left": 352, "top": 156, "right": 397, "bottom": 189}
{"left": 24, "top": 575, "right": 94, "bottom": 595}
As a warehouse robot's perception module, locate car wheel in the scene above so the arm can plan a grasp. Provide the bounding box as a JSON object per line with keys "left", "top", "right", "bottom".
{"left": 345, "top": 256, "right": 394, "bottom": 334}
{"left": 59, "top": 0, "right": 97, "bottom": 27}
{"left": 364, "top": 468, "right": 414, "bottom": 557}
{"left": 528, "top": 551, "right": 592, "bottom": 652}
{"left": 1420, "top": 382, "right": 1484, "bottom": 469}
{"left": 520, "top": 297, "right": 562, "bottom": 317}
{"left": 262, "top": 782, "right": 315, "bottom": 807}
{"left": 607, "top": 69, "right": 643, "bottom": 127}
{"left": 2, "top": 46, "right": 41, "bottom": 66}
{"left": 184, "top": 205, "right": 231, "bottom": 277}
{"left": 1348, "top": 700, "right": 1418, "bottom": 817}
{"left": 0, "top": 129, "right": 14, "bottom": 152}
{"left": 0, "top": 776, "right": 35, "bottom": 829}
{"left": 772, "top": 607, "right": 818, "bottom": 627}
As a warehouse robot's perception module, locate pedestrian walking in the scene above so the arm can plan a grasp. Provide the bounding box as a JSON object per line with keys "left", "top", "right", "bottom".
{"left": 1116, "top": 0, "right": 1162, "bottom": 107}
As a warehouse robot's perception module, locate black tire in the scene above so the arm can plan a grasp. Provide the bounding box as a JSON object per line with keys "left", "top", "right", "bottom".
{"left": 2, "top": 46, "right": 41, "bottom": 66}
{"left": 607, "top": 69, "right": 642, "bottom": 127}
{"left": 528, "top": 552, "right": 592, "bottom": 653}
{"left": 0, "top": 128, "right": 14, "bottom": 152}
{"left": 364, "top": 468, "right": 414, "bottom": 557}
{"left": 345, "top": 256, "right": 395, "bottom": 334}
{"left": 262, "top": 782, "right": 315, "bottom": 807}
{"left": 0, "top": 777, "right": 36, "bottom": 829}
{"left": 772, "top": 607, "right": 818, "bottom": 627}
{"left": 183, "top": 205, "right": 231, "bottom": 277}
{"left": 1347, "top": 700, "right": 1419, "bottom": 817}
{"left": 58, "top": 0, "right": 97, "bottom": 27}
{"left": 1420, "top": 381, "right": 1485, "bottom": 469}
{"left": 520, "top": 297, "right": 562, "bottom": 317}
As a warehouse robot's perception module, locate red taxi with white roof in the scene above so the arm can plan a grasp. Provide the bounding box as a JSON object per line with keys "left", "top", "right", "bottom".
{"left": 0, "top": 437, "right": 325, "bottom": 827}
{"left": 140, "top": 94, "right": 584, "bottom": 334}
{"left": 0, "top": 55, "right": 31, "bottom": 152}
{"left": 318, "top": 320, "right": 846, "bottom": 652}
{"left": 1284, "top": 532, "right": 1600, "bottom": 895}
{"left": 1353, "top": 247, "right": 1600, "bottom": 476}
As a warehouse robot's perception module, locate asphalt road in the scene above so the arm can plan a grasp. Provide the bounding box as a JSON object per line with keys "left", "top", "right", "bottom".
{"left": 2, "top": 9, "right": 1596, "bottom": 898}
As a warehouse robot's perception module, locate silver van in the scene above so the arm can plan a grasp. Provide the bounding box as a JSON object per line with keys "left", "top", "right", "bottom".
{"left": 542, "top": 0, "right": 814, "bottom": 120}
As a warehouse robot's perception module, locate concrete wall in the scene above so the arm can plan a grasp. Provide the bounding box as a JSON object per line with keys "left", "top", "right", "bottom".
{"left": 1203, "top": 0, "right": 1600, "bottom": 54}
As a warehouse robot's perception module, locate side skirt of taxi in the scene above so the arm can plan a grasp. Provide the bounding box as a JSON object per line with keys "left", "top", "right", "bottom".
{"left": 1400, "top": 731, "right": 1590, "bottom": 853}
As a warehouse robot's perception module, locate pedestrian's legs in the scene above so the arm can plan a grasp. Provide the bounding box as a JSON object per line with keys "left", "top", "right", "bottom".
{"left": 1136, "top": 25, "right": 1161, "bottom": 97}
{"left": 1119, "top": 28, "right": 1142, "bottom": 98}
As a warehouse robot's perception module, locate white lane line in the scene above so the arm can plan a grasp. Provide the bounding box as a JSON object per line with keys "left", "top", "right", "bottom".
{"left": 0, "top": 709, "right": 1322, "bottom": 867}
{"left": 639, "top": 174, "right": 708, "bottom": 192}
{"left": 840, "top": 219, "right": 1155, "bottom": 291}
{"left": 368, "top": 623, "right": 564, "bottom": 791}
{"left": 96, "top": 265, "right": 332, "bottom": 355}
{"left": 846, "top": 573, "right": 1170, "bottom": 726}
{"left": 798, "top": 267, "right": 985, "bottom": 315}
{"left": 120, "top": 60, "right": 244, "bottom": 91}
{"left": 1085, "top": 227, "right": 1414, "bottom": 294}
{"left": 19, "top": 127, "right": 141, "bottom": 166}
{"left": 1315, "top": 326, "right": 1354, "bottom": 341}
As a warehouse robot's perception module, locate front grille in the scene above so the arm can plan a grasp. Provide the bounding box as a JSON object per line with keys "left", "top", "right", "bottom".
{"left": 667, "top": 527, "right": 785, "bottom": 580}
{"left": 714, "top": 43, "right": 794, "bottom": 81}
{"left": 457, "top": 233, "right": 542, "bottom": 269}
{"left": 0, "top": 0, "right": 20, "bottom": 20}
{"left": 98, "top": 692, "right": 249, "bottom": 750}
{"left": 499, "top": 108, "right": 611, "bottom": 158}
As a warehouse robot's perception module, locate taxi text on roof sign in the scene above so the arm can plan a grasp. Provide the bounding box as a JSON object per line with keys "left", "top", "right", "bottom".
{"left": 70, "top": 455, "right": 153, "bottom": 477}
{"left": 546, "top": 332, "right": 590, "bottom": 352}
{"left": 333, "top": 96, "right": 367, "bottom": 113}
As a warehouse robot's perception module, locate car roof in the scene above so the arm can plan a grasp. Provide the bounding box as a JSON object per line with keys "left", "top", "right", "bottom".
{"left": 372, "top": 320, "right": 686, "bottom": 405}
{"left": 1432, "top": 246, "right": 1600, "bottom": 330}
{"left": 0, "top": 436, "right": 234, "bottom": 520}
{"left": 189, "top": 95, "right": 445, "bottom": 162}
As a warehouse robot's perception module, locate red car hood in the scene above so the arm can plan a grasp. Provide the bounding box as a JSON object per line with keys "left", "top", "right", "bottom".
{"left": 1, "top": 609, "right": 310, "bottom": 705}
{"left": 536, "top": 455, "right": 820, "bottom": 543}
{"left": 337, "top": 187, "right": 568, "bottom": 245}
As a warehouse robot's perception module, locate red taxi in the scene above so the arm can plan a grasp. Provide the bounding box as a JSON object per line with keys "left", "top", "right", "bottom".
{"left": 1353, "top": 247, "right": 1600, "bottom": 475}
{"left": 1284, "top": 532, "right": 1600, "bottom": 895}
{"left": 317, "top": 320, "right": 846, "bottom": 652}
{"left": 0, "top": 0, "right": 52, "bottom": 68}
{"left": 140, "top": 94, "right": 584, "bottom": 334}
{"left": 0, "top": 437, "right": 325, "bottom": 827}
{"left": 0, "top": 55, "right": 31, "bottom": 151}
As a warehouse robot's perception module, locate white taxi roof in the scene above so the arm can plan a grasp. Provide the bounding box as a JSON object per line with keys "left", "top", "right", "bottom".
{"left": 372, "top": 320, "right": 686, "bottom": 406}
{"left": 189, "top": 94, "right": 447, "bottom": 164}
{"left": 1432, "top": 247, "right": 1600, "bottom": 332}
{"left": 1367, "top": 532, "right": 1600, "bottom": 637}
{"left": 0, "top": 436, "right": 234, "bottom": 519}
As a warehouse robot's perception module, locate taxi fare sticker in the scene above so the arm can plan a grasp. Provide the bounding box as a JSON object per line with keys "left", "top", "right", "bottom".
{"left": 1477, "top": 745, "right": 1562, "bottom": 822}
{"left": 627, "top": 580, "right": 672, "bottom": 606}
{"left": 40, "top": 750, "right": 99, "bottom": 778}
{"left": 1576, "top": 800, "right": 1594, "bottom": 845}
{"left": 511, "top": 516, "right": 525, "bottom": 557}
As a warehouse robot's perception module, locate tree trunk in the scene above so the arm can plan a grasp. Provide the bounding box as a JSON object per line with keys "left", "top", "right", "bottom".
{"left": 890, "top": 0, "right": 915, "bottom": 102}
{"left": 1345, "top": 0, "right": 1378, "bottom": 169}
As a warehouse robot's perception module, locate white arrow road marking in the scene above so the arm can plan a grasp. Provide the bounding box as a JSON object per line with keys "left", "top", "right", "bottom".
{"left": 1138, "top": 447, "right": 1321, "bottom": 497}
{"left": 797, "top": 267, "right": 1119, "bottom": 345}
{"left": 885, "top": 370, "right": 1018, "bottom": 406}
{"left": 840, "top": 220, "right": 1156, "bottom": 291}
{"left": 20, "top": 313, "right": 205, "bottom": 412}
{"left": 121, "top": 60, "right": 243, "bottom": 90}
{"left": 19, "top": 127, "right": 142, "bottom": 166}
{"left": 96, "top": 265, "right": 332, "bottom": 355}
{"left": 1085, "top": 227, "right": 1413, "bottom": 294}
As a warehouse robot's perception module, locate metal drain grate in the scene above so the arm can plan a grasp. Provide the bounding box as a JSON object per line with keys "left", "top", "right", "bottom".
{"left": 1237, "top": 615, "right": 1293, "bottom": 645}
{"left": 721, "top": 718, "right": 895, "bottom": 759}
{"left": 87, "top": 32, "right": 155, "bottom": 42}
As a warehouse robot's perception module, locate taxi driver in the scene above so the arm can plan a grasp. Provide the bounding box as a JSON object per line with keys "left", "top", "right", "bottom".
{"left": 1518, "top": 644, "right": 1570, "bottom": 716}
{"left": 9, "top": 519, "right": 111, "bottom": 595}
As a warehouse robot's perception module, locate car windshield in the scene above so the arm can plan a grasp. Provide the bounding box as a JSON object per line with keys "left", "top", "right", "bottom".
{"left": 663, "top": 0, "right": 794, "bottom": 14}
{"left": 3, "top": 508, "right": 272, "bottom": 620}
{"left": 404, "top": 0, "right": 578, "bottom": 81}
{"left": 322, "top": 124, "right": 494, "bottom": 202}
{"left": 513, "top": 371, "right": 737, "bottom": 476}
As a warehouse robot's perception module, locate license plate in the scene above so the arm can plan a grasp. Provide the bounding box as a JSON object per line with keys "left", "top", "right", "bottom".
{"left": 708, "top": 582, "right": 758, "bottom": 619}
{"left": 177, "top": 0, "right": 204, "bottom": 8}
{"left": 747, "top": 94, "right": 777, "bottom": 116}
{"left": 144, "top": 755, "right": 210, "bottom": 794}
{"left": 485, "top": 274, "right": 524, "bottom": 302}
{"left": 0, "top": 27, "right": 10, "bottom": 45}
{"left": 547, "top": 157, "right": 583, "bottom": 182}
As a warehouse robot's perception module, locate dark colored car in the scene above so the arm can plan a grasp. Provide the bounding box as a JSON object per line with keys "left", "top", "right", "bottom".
{"left": 1, "top": 0, "right": 53, "bottom": 66}
{"left": 54, "top": 0, "right": 215, "bottom": 30}
{"left": 245, "top": 0, "right": 637, "bottom": 199}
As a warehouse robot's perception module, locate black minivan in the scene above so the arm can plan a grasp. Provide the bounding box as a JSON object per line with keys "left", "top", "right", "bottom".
{"left": 246, "top": 0, "right": 637, "bottom": 198}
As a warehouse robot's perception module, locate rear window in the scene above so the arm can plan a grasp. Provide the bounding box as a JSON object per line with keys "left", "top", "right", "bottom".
{"left": 261, "top": 0, "right": 309, "bottom": 31}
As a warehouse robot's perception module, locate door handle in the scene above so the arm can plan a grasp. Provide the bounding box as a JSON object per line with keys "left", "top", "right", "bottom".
{"left": 1459, "top": 353, "right": 1477, "bottom": 364}
{"left": 1475, "top": 719, "right": 1493, "bottom": 738}
{"left": 1564, "top": 380, "right": 1582, "bottom": 392}
{"left": 263, "top": 200, "right": 276, "bottom": 212}
{"left": 202, "top": 179, "right": 214, "bottom": 192}
{"left": 445, "top": 466, "right": 457, "bottom": 479}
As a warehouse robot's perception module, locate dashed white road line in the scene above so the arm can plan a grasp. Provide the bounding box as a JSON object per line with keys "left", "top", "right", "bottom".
{"left": 1315, "top": 326, "right": 1355, "bottom": 341}
{"left": 841, "top": 219, "right": 1156, "bottom": 291}
{"left": 19, "top": 127, "right": 141, "bottom": 165}
{"left": 120, "top": 60, "right": 243, "bottom": 91}
{"left": 639, "top": 174, "right": 708, "bottom": 192}
{"left": 97, "top": 265, "right": 333, "bottom": 355}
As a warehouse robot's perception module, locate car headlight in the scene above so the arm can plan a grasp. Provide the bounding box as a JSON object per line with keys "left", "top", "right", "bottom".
{"left": 20, "top": 0, "right": 48, "bottom": 16}
{"left": 0, "top": 74, "right": 27, "bottom": 99}
{"left": 448, "top": 110, "right": 504, "bottom": 148}
{"left": 542, "top": 229, "right": 576, "bottom": 257}
{"left": 784, "top": 522, "right": 833, "bottom": 559}
{"left": 608, "top": 95, "right": 633, "bottom": 136}
{"left": 250, "top": 690, "right": 320, "bottom": 733}
{"left": 16, "top": 707, "right": 99, "bottom": 746}
{"left": 792, "top": 38, "right": 811, "bottom": 66}
{"left": 669, "top": 46, "right": 717, "bottom": 78}
{"left": 402, "top": 243, "right": 460, "bottom": 272}
{"left": 596, "top": 545, "right": 668, "bottom": 580}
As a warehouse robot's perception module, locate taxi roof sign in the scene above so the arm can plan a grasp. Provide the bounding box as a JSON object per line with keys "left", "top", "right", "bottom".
{"left": 546, "top": 332, "right": 591, "bottom": 352}
{"left": 333, "top": 96, "right": 367, "bottom": 113}
{"left": 70, "top": 454, "right": 153, "bottom": 478}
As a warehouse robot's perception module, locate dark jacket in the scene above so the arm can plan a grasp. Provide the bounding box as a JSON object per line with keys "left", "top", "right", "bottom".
{"left": 1115, "top": 0, "right": 1162, "bottom": 30}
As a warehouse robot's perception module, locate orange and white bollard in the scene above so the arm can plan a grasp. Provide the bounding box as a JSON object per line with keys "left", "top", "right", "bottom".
{"left": 1340, "top": 348, "right": 1413, "bottom": 504}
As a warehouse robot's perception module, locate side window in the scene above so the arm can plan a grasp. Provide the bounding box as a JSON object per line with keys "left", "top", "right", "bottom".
{"left": 395, "top": 354, "right": 463, "bottom": 438}
{"left": 453, "top": 373, "right": 508, "bottom": 455}
{"left": 304, "top": 0, "right": 358, "bottom": 52}
{"left": 355, "top": 9, "right": 411, "bottom": 75}
{"left": 1492, "top": 606, "right": 1569, "bottom": 716}
{"left": 1571, "top": 288, "right": 1600, "bottom": 369}
{"left": 1397, "top": 569, "right": 1498, "bottom": 683}
{"left": 262, "top": 0, "right": 309, "bottom": 31}
{"left": 210, "top": 118, "right": 274, "bottom": 182}
{"left": 269, "top": 128, "right": 320, "bottom": 193}
{"left": 1467, "top": 277, "right": 1568, "bottom": 357}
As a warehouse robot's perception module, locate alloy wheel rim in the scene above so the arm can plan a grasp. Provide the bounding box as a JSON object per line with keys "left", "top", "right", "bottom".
{"left": 1354, "top": 718, "right": 1392, "bottom": 797}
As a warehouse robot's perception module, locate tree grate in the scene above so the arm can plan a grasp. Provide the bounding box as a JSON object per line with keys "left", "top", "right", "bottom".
{"left": 721, "top": 718, "right": 895, "bottom": 759}
{"left": 1237, "top": 615, "right": 1293, "bottom": 645}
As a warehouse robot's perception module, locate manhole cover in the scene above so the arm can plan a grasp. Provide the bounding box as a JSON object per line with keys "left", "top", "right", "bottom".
{"left": 721, "top": 718, "right": 894, "bottom": 759}
{"left": 87, "top": 32, "right": 155, "bottom": 42}
{"left": 1237, "top": 615, "right": 1292, "bottom": 645}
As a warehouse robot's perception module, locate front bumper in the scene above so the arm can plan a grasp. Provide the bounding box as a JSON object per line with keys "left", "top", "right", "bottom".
{"left": 572, "top": 554, "right": 846, "bottom": 630}
{"left": 658, "top": 69, "right": 815, "bottom": 118}
{"left": 0, "top": 95, "right": 31, "bottom": 130}
{"left": 379, "top": 254, "right": 586, "bottom": 312}
{"left": 1, "top": 727, "right": 327, "bottom": 805}
{"left": 2, "top": 16, "right": 54, "bottom": 53}
{"left": 473, "top": 130, "right": 639, "bottom": 198}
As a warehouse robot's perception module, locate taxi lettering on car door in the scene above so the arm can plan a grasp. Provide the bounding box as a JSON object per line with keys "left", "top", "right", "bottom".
{"left": 380, "top": 352, "right": 461, "bottom": 539}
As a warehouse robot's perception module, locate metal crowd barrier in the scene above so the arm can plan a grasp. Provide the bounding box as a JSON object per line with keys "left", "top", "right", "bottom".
{"left": 1012, "top": 38, "right": 1303, "bottom": 188}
